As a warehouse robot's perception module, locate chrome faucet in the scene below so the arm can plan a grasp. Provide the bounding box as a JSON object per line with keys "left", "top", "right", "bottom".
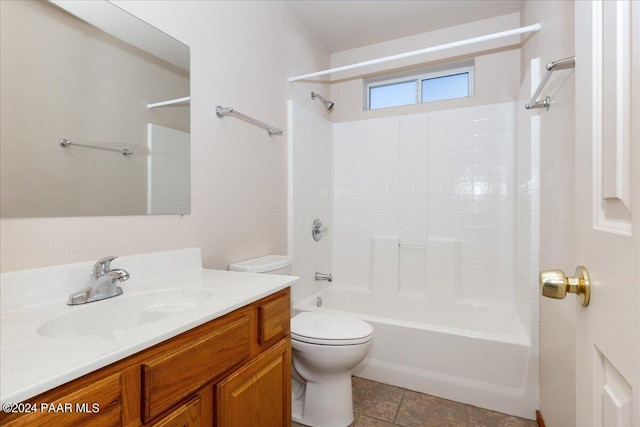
{"left": 67, "top": 256, "right": 129, "bottom": 305}
{"left": 315, "top": 272, "right": 332, "bottom": 282}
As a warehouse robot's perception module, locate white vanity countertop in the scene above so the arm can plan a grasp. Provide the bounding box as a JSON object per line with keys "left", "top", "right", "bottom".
{"left": 0, "top": 248, "right": 297, "bottom": 405}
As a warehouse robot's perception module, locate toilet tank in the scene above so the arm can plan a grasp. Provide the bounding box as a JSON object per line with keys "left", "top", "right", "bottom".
{"left": 228, "top": 255, "right": 292, "bottom": 275}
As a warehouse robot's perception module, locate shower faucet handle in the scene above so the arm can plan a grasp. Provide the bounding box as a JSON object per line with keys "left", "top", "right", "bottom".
{"left": 312, "top": 219, "right": 328, "bottom": 241}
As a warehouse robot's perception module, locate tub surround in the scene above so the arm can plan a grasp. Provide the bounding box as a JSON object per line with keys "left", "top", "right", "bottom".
{"left": 0, "top": 248, "right": 297, "bottom": 405}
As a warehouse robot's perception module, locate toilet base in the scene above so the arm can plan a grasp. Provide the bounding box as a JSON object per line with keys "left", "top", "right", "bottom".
{"left": 292, "top": 398, "right": 304, "bottom": 424}
{"left": 291, "top": 374, "right": 355, "bottom": 427}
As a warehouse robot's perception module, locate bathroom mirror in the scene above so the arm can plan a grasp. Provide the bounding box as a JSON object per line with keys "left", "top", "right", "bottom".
{"left": 0, "top": 0, "right": 190, "bottom": 218}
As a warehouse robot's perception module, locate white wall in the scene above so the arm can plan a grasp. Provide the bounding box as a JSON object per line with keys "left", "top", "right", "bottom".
{"left": 0, "top": 1, "right": 330, "bottom": 272}
{"left": 520, "top": 1, "right": 576, "bottom": 426}
{"left": 328, "top": 13, "right": 521, "bottom": 122}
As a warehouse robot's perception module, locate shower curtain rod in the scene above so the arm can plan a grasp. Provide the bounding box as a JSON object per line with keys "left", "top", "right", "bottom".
{"left": 288, "top": 23, "right": 541, "bottom": 82}
{"left": 147, "top": 96, "right": 190, "bottom": 109}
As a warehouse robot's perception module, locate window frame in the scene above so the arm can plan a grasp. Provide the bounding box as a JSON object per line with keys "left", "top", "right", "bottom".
{"left": 366, "top": 65, "right": 475, "bottom": 110}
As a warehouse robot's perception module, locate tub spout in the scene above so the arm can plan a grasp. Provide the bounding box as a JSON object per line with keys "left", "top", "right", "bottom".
{"left": 315, "top": 272, "right": 332, "bottom": 282}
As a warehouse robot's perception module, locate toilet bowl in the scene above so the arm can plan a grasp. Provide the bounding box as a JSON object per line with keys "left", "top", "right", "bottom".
{"left": 291, "top": 312, "right": 373, "bottom": 427}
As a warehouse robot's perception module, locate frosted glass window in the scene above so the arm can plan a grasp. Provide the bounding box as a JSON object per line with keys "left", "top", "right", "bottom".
{"left": 369, "top": 80, "right": 416, "bottom": 109}
{"left": 421, "top": 73, "right": 469, "bottom": 102}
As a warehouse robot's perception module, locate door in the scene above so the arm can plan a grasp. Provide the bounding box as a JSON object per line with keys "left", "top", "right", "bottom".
{"left": 574, "top": 1, "right": 639, "bottom": 425}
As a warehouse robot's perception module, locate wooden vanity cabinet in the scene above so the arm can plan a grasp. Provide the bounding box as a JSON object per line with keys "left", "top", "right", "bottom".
{"left": 0, "top": 288, "right": 291, "bottom": 427}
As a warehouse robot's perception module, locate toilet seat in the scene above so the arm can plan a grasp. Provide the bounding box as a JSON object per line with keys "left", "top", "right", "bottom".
{"left": 291, "top": 312, "right": 373, "bottom": 346}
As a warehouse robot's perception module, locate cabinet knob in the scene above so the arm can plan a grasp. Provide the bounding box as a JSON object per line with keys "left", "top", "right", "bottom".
{"left": 539, "top": 266, "right": 591, "bottom": 307}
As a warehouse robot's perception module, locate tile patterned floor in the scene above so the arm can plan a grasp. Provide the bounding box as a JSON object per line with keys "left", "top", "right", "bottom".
{"left": 293, "top": 377, "right": 537, "bottom": 427}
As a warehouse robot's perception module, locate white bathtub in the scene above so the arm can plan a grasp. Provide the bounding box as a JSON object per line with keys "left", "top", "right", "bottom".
{"left": 294, "top": 287, "right": 538, "bottom": 420}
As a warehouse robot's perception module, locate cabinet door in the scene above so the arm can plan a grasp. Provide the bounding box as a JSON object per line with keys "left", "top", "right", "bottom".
{"left": 150, "top": 397, "right": 200, "bottom": 427}
{"left": 216, "top": 338, "right": 291, "bottom": 427}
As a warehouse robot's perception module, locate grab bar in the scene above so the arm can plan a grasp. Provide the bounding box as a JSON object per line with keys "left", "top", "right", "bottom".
{"left": 58, "top": 139, "right": 133, "bottom": 156}
{"left": 215, "top": 106, "right": 282, "bottom": 136}
{"left": 525, "top": 56, "right": 575, "bottom": 110}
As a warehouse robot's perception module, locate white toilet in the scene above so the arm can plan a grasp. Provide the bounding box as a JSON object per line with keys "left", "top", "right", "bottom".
{"left": 291, "top": 311, "right": 373, "bottom": 427}
{"left": 229, "top": 255, "right": 373, "bottom": 427}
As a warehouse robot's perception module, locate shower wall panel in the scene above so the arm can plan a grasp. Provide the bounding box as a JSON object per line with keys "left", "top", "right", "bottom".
{"left": 332, "top": 116, "right": 400, "bottom": 291}
{"left": 332, "top": 102, "right": 516, "bottom": 305}
{"left": 427, "top": 103, "right": 515, "bottom": 304}
{"left": 287, "top": 101, "right": 333, "bottom": 304}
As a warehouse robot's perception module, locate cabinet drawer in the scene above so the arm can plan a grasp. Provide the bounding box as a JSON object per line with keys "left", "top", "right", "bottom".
{"left": 142, "top": 315, "right": 251, "bottom": 421}
{"left": 2, "top": 373, "right": 122, "bottom": 427}
{"left": 258, "top": 292, "right": 290, "bottom": 345}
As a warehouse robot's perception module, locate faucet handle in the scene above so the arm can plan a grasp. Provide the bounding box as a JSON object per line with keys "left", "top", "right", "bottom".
{"left": 93, "top": 256, "right": 118, "bottom": 277}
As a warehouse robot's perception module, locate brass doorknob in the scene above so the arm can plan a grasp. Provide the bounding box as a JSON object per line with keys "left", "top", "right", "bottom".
{"left": 539, "top": 266, "right": 591, "bottom": 307}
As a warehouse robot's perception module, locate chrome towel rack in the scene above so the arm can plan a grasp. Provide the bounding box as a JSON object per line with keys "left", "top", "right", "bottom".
{"left": 215, "top": 106, "right": 282, "bottom": 136}
{"left": 525, "top": 56, "right": 575, "bottom": 110}
{"left": 58, "top": 139, "right": 133, "bottom": 156}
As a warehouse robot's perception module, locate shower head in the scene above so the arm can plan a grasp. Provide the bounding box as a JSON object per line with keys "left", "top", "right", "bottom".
{"left": 311, "top": 92, "right": 334, "bottom": 112}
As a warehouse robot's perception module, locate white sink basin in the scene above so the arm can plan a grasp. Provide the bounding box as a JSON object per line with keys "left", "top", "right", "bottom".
{"left": 38, "top": 288, "right": 214, "bottom": 337}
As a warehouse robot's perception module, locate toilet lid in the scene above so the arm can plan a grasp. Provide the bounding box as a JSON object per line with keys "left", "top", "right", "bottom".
{"left": 291, "top": 312, "right": 373, "bottom": 345}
